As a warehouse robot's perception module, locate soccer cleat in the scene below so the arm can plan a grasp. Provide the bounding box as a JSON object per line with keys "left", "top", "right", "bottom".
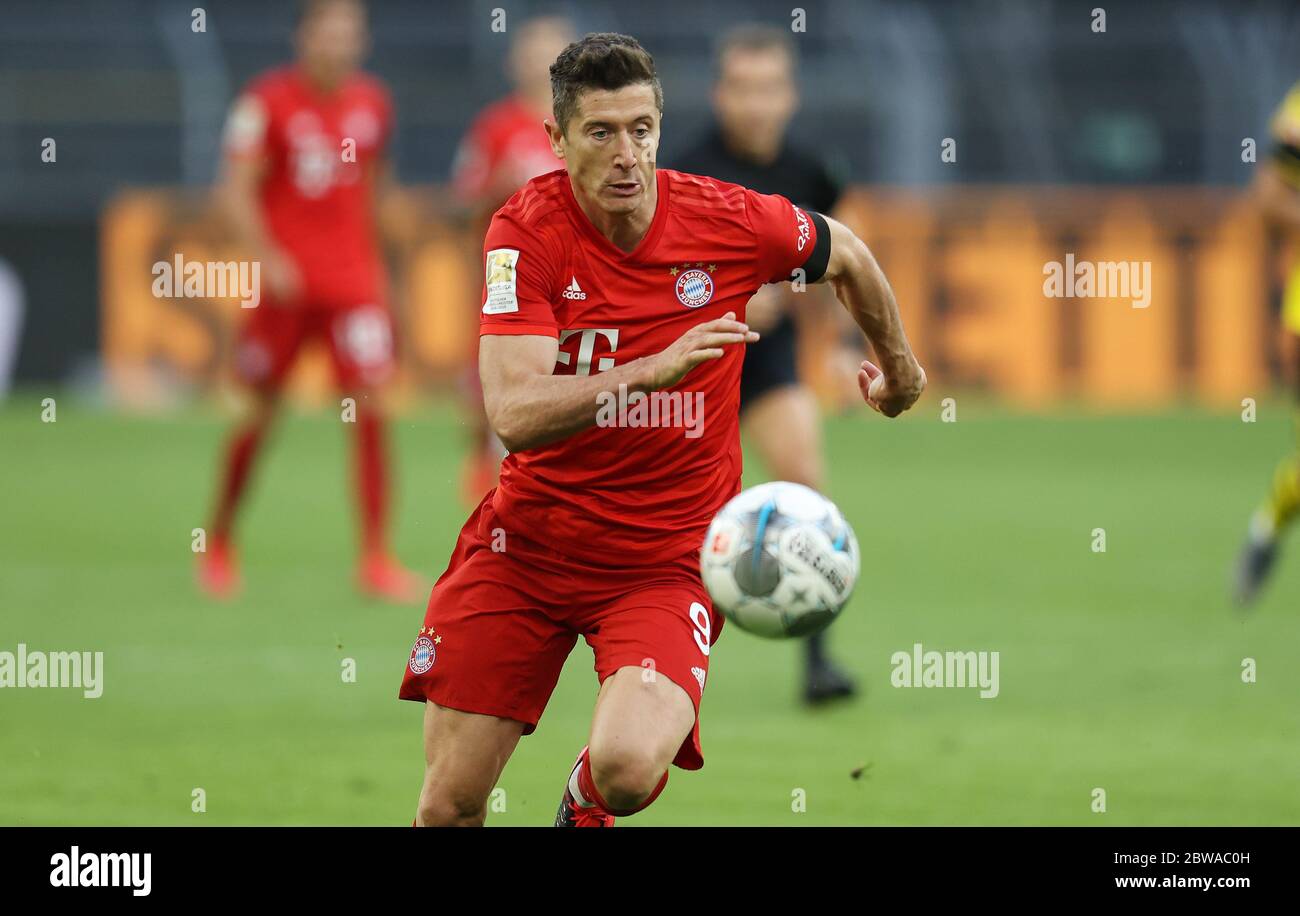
{"left": 1233, "top": 517, "right": 1279, "bottom": 608}
{"left": 803, "top": 657, "right": 858, "bottom": 706}
{"left": 554, "top": 749, "right": 615, "bottom": 827}
{"left": 197, "top": 537, "right": 241, "bottom": 599}
{"left": 358, "top": 554, "right": 429, "bottom": 605}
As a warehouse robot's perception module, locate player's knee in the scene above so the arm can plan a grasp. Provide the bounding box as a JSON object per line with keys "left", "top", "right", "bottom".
{"left": 783, "top": 460, "right": 823, "bottom": 491}
{"left": 765, "top": 445, "right": 822, "bottom": 491}
{"left": 588, "top": 744, "right": 664, "bottom": 812}
{"left": 246, "top": 391, "right": 280, "bottom": 432}
{"left": 417, "top": 783, "right": 487, "bottom": 827}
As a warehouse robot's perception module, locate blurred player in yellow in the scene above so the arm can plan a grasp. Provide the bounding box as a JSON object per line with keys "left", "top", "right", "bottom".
{"left": 1235, "top": 81, "right": 1300, "bottom": 605}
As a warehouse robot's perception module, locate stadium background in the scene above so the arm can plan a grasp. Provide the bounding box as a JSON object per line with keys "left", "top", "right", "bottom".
{"left": 3, "top": 0, "right": 1299, "bottom": 825}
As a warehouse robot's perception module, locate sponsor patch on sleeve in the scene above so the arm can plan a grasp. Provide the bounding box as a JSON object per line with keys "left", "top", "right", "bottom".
{"left": 483, "top": 248, "right": 521, "bottom": 314}
{"left": 222, "top": 95, "right": 268, "bottom": 154}
{"left": 794, "top": 207, "right": 811, "bottom": 252}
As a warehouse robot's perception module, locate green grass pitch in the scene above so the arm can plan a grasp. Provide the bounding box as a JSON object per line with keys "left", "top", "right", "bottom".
{"left": 2, "top": 393, "right": 1298, "bottom": 825}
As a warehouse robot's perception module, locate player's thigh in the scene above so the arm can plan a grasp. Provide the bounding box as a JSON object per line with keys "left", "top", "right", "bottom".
{"left": 234, "top": 303, "right": 310, "bottom": 392}
{"left": 742, "top": 383, "right": 824, "bottom": 489}
{"left": 584, "top": 570, "right": 719, "bottom": 774}
{"left": 327, "top": 303, "right": 395, "bottom": 389}
{"left": 418, "top": 700, "right": 524, "bottom": 822}
{"left": 401, "top": 516, "right": 579, "bottom": 776}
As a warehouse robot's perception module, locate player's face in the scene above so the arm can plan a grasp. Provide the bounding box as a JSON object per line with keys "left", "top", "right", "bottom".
{"left": 712, "top": 47, "right": 798, "bottom": 159}
{"left": 550, "top": 83, "right": 660, "bottom": 218}
{"left": 296, "top": 1, "right": 369, "bottom": 87}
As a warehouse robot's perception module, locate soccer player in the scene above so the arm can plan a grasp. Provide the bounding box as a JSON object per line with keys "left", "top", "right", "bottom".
{"left": 1235, "top": 80, "right": 1300, "bottom": 605}
{"left": 675, "top": 24, "right": 858, "bottom": 704}
{"left": 197, "top": 0, "right": 425, "bottom": 603}
{"left": 450, "top": 15, "right": 573, "bottom": 502}
{"left": 399, "top": 33, "right": 925, "bottom": 827}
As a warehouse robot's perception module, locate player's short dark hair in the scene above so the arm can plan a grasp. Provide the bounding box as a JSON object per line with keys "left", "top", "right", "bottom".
{"left": 713, "top": 23, "right": 798, "bottom": 75}
{"left": 549, "top": 32, "right": 663, "bottom": 136}
{"left": 295, "top": 0, "right": 365, "bottom": 28}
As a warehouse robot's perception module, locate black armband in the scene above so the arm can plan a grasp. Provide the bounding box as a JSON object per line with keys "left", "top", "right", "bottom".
{"left": 797, "top": 210, "right": 832, "bottom": 284}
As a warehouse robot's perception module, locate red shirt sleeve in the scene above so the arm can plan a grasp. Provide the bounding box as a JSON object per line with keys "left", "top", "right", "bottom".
{"left": 480, "top": 215, "right": 559, "bottom": 337}
{"left": 221, "top": 79, "right": 277, "bottom": 163}
{"left": 452, "top": 118, "right": 492, "bottom": 205}
{"left": 743, "top": 187, "right": 820, "bottom": 285}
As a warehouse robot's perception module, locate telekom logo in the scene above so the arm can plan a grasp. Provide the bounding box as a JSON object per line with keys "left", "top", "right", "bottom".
{"left": 555, "top": 328, "right": 619, "bottom": 376}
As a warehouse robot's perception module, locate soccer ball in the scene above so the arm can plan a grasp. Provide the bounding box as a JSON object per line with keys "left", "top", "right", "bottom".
{"left": 700, "top": 481, "right": 860, "bottom": 639}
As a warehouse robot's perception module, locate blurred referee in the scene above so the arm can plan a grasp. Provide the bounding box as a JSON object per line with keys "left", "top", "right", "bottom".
{"left": 676, "top": 24, "right": 856, "bottom": 705}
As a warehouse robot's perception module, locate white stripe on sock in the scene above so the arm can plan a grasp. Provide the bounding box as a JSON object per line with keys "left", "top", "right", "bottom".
{"left": 568, "top": 759, "right": 596, "bottom": 808}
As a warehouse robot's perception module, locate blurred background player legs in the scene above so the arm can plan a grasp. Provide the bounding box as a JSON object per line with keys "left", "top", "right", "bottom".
{"left": 449, "top": 15, "right": 573, "bottom": 504}
{"left": 196, "top": 0, "right": 424, "bottom": 604}
{"left": 675, "top": 24, "right": 858, "bottom": 702}
{"left": 1235, "top": 81, "right": 1300, "bottom": 606}
{"left": 1236, "top": 268, "right": 1300, "bottom": 605}
{"left": 201, "top": 303, "right": 423, "bottom": 604}
{"left": 202, "top": 382, "right": 275, "bottom": 597}
{"left": 739, "top": 362, "right": 855, "bottom": 701}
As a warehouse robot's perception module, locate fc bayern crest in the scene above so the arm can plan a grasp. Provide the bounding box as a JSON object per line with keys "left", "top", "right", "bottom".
{"left": 675, "top": 269, "right": 714, "bottom": 308}
{"left": 408, "top": 635, "right": 436, "bottom": 674}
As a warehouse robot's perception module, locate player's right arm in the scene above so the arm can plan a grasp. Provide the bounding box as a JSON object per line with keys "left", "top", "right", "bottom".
{"left": 480, "top": 315, "right": 757, "bottom": 453}
{"left": 479, "top": 210, "right": 763, "bottom": 453}
{"left": 216, "top": 92, "right": 301, "bottom": 303}
{"left": 1255, "top": 84, "right": 1300, "bottom": 233}
{"left": 744, "top": 187, "right": 924, "bottom": 417}
{"left": 1254, "top": 161, "right": 1300, "bottom": 232}
{"left": 816, "top": 215, "right": 926, "bottom": 417}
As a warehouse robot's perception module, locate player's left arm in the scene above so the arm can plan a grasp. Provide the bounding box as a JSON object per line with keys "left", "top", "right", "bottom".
{"left": 811, "top": 214, "right": 926, "bottom": 417}
{"left": 370, "top": 157, "right": 408, "bottom": 244}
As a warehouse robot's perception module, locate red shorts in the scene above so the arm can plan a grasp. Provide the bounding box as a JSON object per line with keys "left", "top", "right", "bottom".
{"left": 398, "top": 493, "right": 723, "bottom": 770}
{"left": 235, "top": 299, "right": 395, "bottom": 390}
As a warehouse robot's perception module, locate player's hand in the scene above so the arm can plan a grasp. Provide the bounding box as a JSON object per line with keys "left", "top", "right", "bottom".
{"left": 858, "top": 358, "right": 926, "bottom": 417}
{"left": 262, "top": 249, "right": 303, "bottom": 305}
{"left": 649, "top": 311, "right": 759, "bottom": 389}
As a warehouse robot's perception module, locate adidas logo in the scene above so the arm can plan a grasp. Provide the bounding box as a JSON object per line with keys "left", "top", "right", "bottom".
{"left": 691, "top": 666, "right": 706, "bottom": 691}
{"left": 562, "top": 276, "right": 587, "bottom": 300}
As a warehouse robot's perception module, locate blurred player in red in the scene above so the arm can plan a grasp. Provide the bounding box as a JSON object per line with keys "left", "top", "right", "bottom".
{"left": 197, "top": 0, "right": 425, "bottom": 603}
{"left": 399, "top": 33, "right": 925, "bottom": 826}
{"left": 450, "top": 15, "right": 573, "bottom": 502}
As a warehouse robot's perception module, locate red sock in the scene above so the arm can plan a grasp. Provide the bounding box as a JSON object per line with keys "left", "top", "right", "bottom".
{"left": 212, "top": 424, "right": 265, "bottom": 541}
{"left": 354, "top": 410, "right": 389, "bottom": 557}
{"left": 573, "top": 747, "right": 669, "bottom": 817}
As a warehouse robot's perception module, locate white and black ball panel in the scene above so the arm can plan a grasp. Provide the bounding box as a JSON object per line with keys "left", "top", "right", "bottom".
{"left": 700, "top": 481, "right": 861, "bottom": 640}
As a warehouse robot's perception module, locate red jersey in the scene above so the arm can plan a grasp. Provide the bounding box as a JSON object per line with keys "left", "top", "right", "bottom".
{"left": 480, "top": 168, "right": 827, "bottom": 566}
{"left": 222, "top": 65, "right": 393, "bottom": 308}
{"left": 451, "top": 96, "right": 563, "bottom": 208}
